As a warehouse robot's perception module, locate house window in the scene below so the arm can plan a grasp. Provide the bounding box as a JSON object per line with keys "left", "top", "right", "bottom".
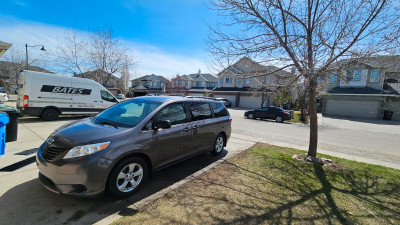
{"left": 225, "top": 77, "right": 233, "bottom": 84}
{"left": 208, "top": 82, "right": 216, "bottom": 87}
{"left": 178, "top": 80, "right": 183, "bottom": 86}
{"left": 145, "top": 82, "right": 150, "bottom": 86}
{"left": 329, "top": 73, "right": 337, "bottom": 83}
{"left": 267, "top": 76, "right": 272, "bottom": 84}
{"left": 370, "top": 69, "right": 380, "bottom": 82}
{"left": 237, "top": 78, "right": 242, "bottom": 85}
{"left": 345, "top": 70, "right": 354, "bottom": 82}
{"left": 196, "top": 81, "right": 202, "bottom": 87}
{"left": 219, "top": 78, "right": 223, "bottom": 85}
{"left": 353, "top": 69, "right": 362, "bottom": 81}
{"left": 161, "top": 82, "right": 164, "bottom": 87}
{"left": 225, "top": 77, "right": 229, "bottom": 83}
{"left": 154, "top": 82, "right": 159, "bottom": 87}
{"left": 244, "top": 78, "right": 250, "bottom": 85}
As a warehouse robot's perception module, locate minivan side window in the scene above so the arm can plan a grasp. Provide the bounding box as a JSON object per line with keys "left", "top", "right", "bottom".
{"left": 190, "top": 102, "right": 212, "bottom": 121}
{"left": 211, "top": 102, "right": 229, "bottom": 118}
{"left": 157, "top": 103, "right": 187, "bottom": 125}
{"left": 100, "top": 90, "right": 116, "bottom": 102}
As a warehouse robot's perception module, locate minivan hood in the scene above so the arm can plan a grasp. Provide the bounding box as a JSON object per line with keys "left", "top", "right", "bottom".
{"left": 49, "top": 118, "right": 129, "bottom": 149}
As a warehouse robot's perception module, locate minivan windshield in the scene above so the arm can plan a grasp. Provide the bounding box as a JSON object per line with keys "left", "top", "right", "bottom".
{"left": 93, "top": 99, "right": 162, "bottom": 128}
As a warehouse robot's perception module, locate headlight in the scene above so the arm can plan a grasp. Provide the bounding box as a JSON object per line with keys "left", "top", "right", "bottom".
{"left": 64, "top": 142, "right": 111, "bottom": 159}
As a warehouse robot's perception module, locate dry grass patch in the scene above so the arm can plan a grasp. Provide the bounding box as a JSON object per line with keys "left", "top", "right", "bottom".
{"left": 114, "top": 145, "right": 400, "bottom": 225}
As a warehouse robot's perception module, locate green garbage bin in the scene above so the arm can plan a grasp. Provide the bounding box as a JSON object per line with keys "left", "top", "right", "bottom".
{"left": 0, "top": 105, "right": 20, "bottom": 142}
{"left": 0, "top": 112, "right": 9, "bottom": 157}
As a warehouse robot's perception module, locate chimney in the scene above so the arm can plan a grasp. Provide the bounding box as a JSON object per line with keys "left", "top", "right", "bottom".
{"left": 198, "top": 69, "right": 201, "bottom": 75}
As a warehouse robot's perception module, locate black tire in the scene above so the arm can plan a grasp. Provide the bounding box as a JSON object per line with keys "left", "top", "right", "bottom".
{"left": 275, "top": 116, "right": 283, "bottom": 123}
{"left": 41, "top": 108, "right": 59, "bottom": 121}
{"left": 247, "top": 113, "right": 255, "bottom": 119}
{"left": 211, "top": 134, "right": 225, "bottom": 155}
{"left": 108, "top": 157, "right": 148, "bottom": 198}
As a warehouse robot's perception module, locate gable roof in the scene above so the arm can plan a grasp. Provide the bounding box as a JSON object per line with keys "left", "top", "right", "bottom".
{"left": 219, "top": 57, "right": 292, "bottom": 77}
{"left": 328, "top": 86, "right": 400, "bottom": 95}
{"left": 328, "top": 55, "right": 400, "bottom": 73}
{"left": 172, "top": 73, "right": 218, "bottom": 82}
{"left": 0, "top": 61, "right": 52, "bottom": 74}
{"left": 132, "top": 74, "right": 170, "bottom": 83}
{"left": 76, "top": 69, "right": 120, "bottom": 81}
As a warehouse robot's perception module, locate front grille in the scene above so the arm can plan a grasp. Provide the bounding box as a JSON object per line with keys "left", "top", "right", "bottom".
{"left": 42, "top": 145, "right": 67, "bottom": 161}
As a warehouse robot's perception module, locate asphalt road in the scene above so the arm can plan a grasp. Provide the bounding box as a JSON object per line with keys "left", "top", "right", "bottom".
{"left": 229, "top": 108, "right": 400, "bottom": 169}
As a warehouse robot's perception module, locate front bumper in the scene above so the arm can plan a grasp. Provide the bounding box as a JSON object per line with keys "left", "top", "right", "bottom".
{"left": 36, "top": 145, "right": 113, "bottom": 197}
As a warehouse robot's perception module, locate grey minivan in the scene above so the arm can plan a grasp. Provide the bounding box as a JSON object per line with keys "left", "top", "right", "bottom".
{"left": 36, "top": 96, "right": 231, "bottom": 198}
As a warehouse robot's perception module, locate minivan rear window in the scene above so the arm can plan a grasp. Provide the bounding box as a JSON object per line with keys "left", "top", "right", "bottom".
{"left": 189, "top": 103, "right": 212, "bottom": 121}
{"left": 157, "top": 103, "right": 187, "bottom": 125}
{"left": 211, "top": 102, "right": 229, "bottom": 118}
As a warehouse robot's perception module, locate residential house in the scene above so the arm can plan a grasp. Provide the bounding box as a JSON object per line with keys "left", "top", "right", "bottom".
{"left": 0, "top": 41, "right": 12, "bottom": 58}
{"left": 322, "top": 56, "right": 400, "bottom": 120}
{"left": 212, "top": 57, "right": 295, "bottom": 108}
{"left": 0, "top": 61, "right": 52, "bottom": 93}
{"left": 130, "top": 74, "right": 171, "bottom": 97}
{"left": 169, "top": 70, "right": 218, "bottom": 96}
{"left": 75, "top": 69, "right": 122, "bottom": 96}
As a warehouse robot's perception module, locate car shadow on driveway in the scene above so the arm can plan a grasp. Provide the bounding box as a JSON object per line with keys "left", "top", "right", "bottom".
{"left": 0, "top": 150, "right": 228, "bottom": 225}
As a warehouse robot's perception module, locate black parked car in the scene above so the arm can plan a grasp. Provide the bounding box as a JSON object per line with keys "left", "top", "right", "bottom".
{"left": 244, "top": 106, "right": 291, "bottom": 123}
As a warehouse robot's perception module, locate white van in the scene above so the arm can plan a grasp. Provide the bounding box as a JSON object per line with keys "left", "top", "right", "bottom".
{"left": 17, "top": 70, "right": 119, "bottom": 120}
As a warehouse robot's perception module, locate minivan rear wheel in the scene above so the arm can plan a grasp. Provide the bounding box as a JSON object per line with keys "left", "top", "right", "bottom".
{"left": 212, "top": 134, "right": 225, "bottom": 155}
{"left": 108, "top": 157, "right": 148, "bottom": 198}
{"left": 41, "top": 108, "right": 59, "bottom": 121}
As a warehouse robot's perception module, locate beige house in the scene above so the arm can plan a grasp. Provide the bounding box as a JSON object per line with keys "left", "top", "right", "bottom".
{"left": 322, "top": 56, "right": 400, "bottom": 120}
{"left": 130, "top": 74, "right": 171, "bottom": 97}
{"left": 212, "top": 57, "right": 296, "bottom": 108}
{"left": 75, "top": 69, "right": 122, "bottom": 96}
{"left": 170, "top": 70, "right": 218, "bottom": 96}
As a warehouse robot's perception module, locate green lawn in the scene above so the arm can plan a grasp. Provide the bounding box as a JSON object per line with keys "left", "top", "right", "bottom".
{"left": 114, "top": 144, "right": 400, "bottom": 225}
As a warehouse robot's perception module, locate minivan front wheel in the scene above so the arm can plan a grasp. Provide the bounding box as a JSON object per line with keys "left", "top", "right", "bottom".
{"left": 212, "top": 134, "right": 225, "bottom": 155}
{"left": 108, "top": 157, "right": 148, "bottom": 198}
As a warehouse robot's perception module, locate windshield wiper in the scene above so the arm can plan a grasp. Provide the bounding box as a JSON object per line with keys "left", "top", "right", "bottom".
{"left": 96, "top": 120, "right": 119, "bottom": 129}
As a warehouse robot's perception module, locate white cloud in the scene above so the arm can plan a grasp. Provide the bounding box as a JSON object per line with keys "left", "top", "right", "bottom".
{"left": 0, "top": 16, "right": 211, "bottom": 79}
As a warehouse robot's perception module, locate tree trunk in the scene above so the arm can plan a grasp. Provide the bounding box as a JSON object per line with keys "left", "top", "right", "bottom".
{"left": 307, "top": 77, "right": 318, "bottom": 157}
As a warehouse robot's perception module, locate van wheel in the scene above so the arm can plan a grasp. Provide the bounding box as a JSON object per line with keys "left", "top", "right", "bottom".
{"left": 211, "top": 134, "right": 225, "bottom": 155}
{"left": 41, "top": 108, "right": 59, "bottom": 121}
{"left": 108, "top": 157, "right": 148, "bottom": 198}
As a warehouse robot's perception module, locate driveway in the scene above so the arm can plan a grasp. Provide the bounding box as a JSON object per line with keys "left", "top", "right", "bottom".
{"left": 0, "top": 116, "right": 254, "bottom": 225}
{"left": 229, "top": 108, "right": 400, "bottom": 169}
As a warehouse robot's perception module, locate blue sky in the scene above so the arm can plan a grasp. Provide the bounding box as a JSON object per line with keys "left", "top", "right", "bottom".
{"left": 0, "top": 0, "right": 219, "bottom": 78}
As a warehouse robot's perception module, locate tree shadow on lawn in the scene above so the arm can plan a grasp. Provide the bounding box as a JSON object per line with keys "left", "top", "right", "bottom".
{"left": 132, "top": 151, "right": 400, "bottom": 224}
{"left": 0, "top": 150, "right": 228, "bottom": 225}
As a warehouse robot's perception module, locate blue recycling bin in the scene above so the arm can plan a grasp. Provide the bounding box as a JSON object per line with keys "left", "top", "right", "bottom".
{"left": 0, "top": 112, "right": 9, "bottom": 157}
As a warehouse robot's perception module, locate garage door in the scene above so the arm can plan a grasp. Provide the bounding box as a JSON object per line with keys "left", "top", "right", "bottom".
{"left": 213, "top": 94, "right": 236, "bottom": 106}
{"left": 239, "top": 95, "right": 262, "bottom": 109}
{"left": 325, "top": 100, "right": 381, "bottom": 119}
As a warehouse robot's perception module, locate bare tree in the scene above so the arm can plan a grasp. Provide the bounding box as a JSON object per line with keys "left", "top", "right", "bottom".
{"left": 119, "top": 61, "right": 132, "bottom": 95}
{"left": 208, "top": 0, "right": 400, "bottom": 158}
{"left": 54, "top": 26, "right": 135, "bottom": 88}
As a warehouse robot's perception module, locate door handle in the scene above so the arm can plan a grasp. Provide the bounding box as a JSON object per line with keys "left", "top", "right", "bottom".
{"left": 192, "top": 125, "right": 199, "bottom": 129}
{"left": 183, "top": 127, "right": 191, "bottom": 132}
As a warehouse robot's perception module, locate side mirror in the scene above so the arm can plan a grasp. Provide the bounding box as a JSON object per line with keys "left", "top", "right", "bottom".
{"left": 153, "top": 120, "right": 171, "bottom": 130}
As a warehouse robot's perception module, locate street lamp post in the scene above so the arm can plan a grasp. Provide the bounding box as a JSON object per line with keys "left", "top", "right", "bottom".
{"left": 25, "top": 43, "right": 46, "bottom": 70}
